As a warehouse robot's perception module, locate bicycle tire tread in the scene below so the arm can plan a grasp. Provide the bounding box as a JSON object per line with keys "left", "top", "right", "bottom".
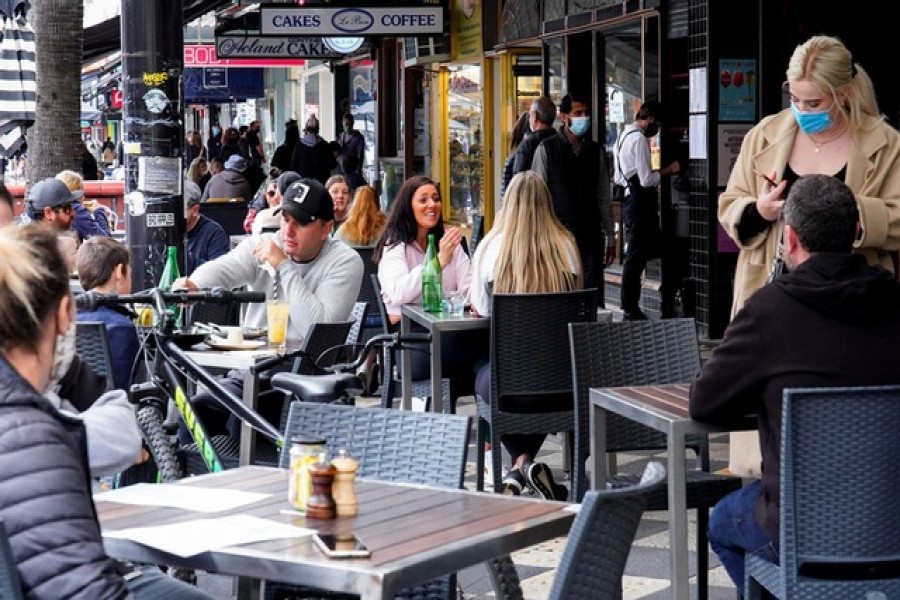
{"left": 137, "top": 404, "right": 184, "bottom": 482}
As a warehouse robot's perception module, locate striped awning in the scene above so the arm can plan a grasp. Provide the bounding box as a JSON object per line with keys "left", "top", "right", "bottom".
{"left": 0, "top": 0, "right": 35, "bottom": 158}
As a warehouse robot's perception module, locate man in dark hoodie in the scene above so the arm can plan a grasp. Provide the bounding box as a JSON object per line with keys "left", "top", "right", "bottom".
{"left": 511, "top": 96, "right": 556, "bottom": 176}
{"left": 201, "top": 154, "right": 253, "bottom": 202}
{"left": 689, "top": 174, "right": 900, "bottom": 596}
{"left": 289, "top": 115, "right": 334, "bottom": 184}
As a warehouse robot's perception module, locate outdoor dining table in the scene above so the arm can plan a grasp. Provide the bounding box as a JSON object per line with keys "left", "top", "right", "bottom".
{"left": 589, "top": 384, "right": 757, "bottom": 600}
{"left": 96, "top": 465, "right": 576, "bottom": 600}
{"left": 399, "top": 304, "right": 489, "bottom": 412}
{"left": 184, "top": 341, "right": 298, "bottom": 466}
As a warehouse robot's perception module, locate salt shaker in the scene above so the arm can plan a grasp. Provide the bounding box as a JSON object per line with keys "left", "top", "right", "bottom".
{"left": 331, "top": 448, "right": 358, "bottom": 518}
{"left": 306, "top": 452, "right": 337, "bottom": 520}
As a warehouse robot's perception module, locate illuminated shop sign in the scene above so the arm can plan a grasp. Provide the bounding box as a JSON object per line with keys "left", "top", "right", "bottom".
{"left": 260, "top": 6, "right": 446, "bottom": 36}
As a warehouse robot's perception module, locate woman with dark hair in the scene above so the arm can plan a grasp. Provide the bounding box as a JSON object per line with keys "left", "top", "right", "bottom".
{"left": 219, "top": 127, "right": 242, "bottom": 160}
{"left": 499, "top": 113, "right": 530, "bottom": 200}
{"left": 374, "top": 176, "right": 484, "bottom": 405}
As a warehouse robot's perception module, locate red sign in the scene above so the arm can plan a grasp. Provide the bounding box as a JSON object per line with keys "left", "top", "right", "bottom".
{"left": 110, "top": 89, "right": 123, "bottom": 109}
{"left": 184, "top": 44, "right": 305, "bottom": 68}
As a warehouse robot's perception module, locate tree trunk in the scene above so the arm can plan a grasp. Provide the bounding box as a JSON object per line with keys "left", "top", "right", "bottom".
{"left": 27, "top": 0, "right": 83, "bottom": 184}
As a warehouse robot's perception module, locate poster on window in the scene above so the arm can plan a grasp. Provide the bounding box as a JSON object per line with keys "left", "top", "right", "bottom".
{"left": 718, "top": 59, "right": 756, "bottom": 122}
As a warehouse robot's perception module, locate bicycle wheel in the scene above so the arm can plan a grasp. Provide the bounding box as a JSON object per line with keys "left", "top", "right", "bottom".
{"left": 137, "top": 403, "right": 184, "bottom": 482}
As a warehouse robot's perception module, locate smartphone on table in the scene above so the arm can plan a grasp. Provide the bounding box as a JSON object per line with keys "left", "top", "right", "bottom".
{"left": 313, "top": 533, "right": 371, "bottom": 559}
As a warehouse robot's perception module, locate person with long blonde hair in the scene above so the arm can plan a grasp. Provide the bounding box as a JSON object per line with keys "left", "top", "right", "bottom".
{"left": 335, "top": 185, "right": 386, "bottom": 247}
{"left": 471, "top": 171, "right": 581, "bottom": 500}
{"left": 55, "top": 170, "right": 111, "bottom": 241}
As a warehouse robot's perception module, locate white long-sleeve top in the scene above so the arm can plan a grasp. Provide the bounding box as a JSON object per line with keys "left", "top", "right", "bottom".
{"left": 378, "top": 241, "right": 471, "bottom": 318}
{"left": 613, "top": 124, "right": 660, "bottom": 190}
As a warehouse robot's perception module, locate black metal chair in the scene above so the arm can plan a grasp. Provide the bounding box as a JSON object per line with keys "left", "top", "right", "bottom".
{"left": 548, "top": 462, "right": 666, "bottom": 600}
{"left": 262, "top": 401, "right": 521, "bottom": 600}
{"left": 474, "top": 289, "right": 598, "bottom": 494}
{"left": 0, "top": 519, "right": 24, "bottom": 600}
{"left": 74, "top": 321, "right": 114, "bottom": 393}
{"left": 568, "top": 319, "right": 743, "bottom": 600}
{"left": 746, "top": 385, "right": 900, "bottom": 599}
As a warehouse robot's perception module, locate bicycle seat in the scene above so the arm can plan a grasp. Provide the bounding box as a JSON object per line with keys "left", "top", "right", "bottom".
{"left": 271, "top": 372, "right": 363, "bottom": 404}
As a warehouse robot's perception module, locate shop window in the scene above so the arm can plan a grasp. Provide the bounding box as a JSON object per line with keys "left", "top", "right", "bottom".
{"left": 447, "top": 64, "right": 482, "bottom": 225}
{"left": 545, "top": 38, "right": 565, "bottom": 110}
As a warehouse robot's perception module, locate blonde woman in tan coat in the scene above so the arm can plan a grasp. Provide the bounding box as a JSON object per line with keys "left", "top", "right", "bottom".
{"left": 719, "top": 35, "right": 900, "bottom": 475}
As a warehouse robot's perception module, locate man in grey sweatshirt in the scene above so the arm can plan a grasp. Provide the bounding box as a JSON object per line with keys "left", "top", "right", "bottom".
{"left": 175, "top": 178, "right": 364, "bottom": 440}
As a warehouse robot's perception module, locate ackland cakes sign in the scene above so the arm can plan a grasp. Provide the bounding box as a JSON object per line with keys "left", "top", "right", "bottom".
{"left": 216, "top": 36, "right": 351, "bottom": 60}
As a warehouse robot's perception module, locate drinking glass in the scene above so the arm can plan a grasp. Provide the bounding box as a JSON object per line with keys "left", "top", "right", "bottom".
{"left": 267, "top": 300, "right": 290, "bottom": 353}
{"left": 445, "top": 291, "right": 466, "bottom": 317}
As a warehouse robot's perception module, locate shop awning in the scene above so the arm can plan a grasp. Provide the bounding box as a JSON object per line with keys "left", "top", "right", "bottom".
{"left": 83, "top": 0, "right": 232, "bottom": 63}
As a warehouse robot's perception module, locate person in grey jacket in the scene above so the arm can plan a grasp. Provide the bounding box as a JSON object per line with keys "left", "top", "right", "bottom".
{"left": 175, "top": 178, "right": 364, "bottom": 440}
{"left": 200, "top": 154, "right": 253, "bottom": 202}
{"left": 0, "top": 225, "right": 214, "bottom": 600}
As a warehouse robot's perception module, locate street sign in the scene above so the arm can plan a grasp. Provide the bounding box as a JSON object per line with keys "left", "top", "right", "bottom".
{"left": 110, "top": 89, "right": 123, "bottom": 109}
{"left": 215, "top": 35, "right": 356, "bottom": 60}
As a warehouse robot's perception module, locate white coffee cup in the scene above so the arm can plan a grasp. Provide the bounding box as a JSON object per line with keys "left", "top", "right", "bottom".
{"left": 221, "top": 326, "right": 244, "bottom": 345}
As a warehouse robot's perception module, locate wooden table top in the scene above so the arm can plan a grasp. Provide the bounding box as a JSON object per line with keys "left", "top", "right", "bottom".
{"left": 97, "top": 467, "right": 575, "bottom": 595}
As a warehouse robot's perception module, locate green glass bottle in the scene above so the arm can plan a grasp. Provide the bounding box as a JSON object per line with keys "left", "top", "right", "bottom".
{"left": 421, "top": 234, "right": 443, "bottom": 313}
{"left": 158, "top": 245, "right": 182, "bottom": 327}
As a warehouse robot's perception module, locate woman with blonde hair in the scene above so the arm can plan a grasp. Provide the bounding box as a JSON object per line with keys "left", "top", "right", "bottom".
{"left": 325, "top": 174, "right": 352, "bottom": 232}
{"left": 187, "top": 156, "right": 209, "bottom": 191}
{"left": 471, "top": 171, "right": 581, "bottom": 500}
{"left": 55, "top": 169, "right": 111, "bottom": 241}
{"left": 335, "top": 185, "right": 385, "bottom": 247}
{"left": 0, "top": 225, "right": 215, "bottom": 599}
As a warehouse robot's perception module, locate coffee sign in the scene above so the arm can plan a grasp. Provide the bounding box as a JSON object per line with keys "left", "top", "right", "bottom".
{"left": 216, "top": 36, "right": 353, "bottom": 60}
{"left": 261, "top": 6, "right": 446, "bottom": 36}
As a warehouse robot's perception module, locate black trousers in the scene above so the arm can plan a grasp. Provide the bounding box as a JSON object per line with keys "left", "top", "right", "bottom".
{"left": 621, "top": 190, "right": 661, "bottom": 314}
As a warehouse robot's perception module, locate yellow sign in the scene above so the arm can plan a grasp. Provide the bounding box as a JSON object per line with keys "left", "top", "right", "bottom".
{"left": 452, "top": 0, "right": 481, "bottom": 61}
{"left": 142, "top": 71, "right": 169, "bottom": 87}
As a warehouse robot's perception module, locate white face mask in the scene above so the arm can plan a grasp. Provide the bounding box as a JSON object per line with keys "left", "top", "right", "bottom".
{"left": 45, "top": 322, "right": 76, "bottom": 394}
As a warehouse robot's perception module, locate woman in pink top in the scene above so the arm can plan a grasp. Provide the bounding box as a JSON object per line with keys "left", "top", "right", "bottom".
{"left": 374, "top": 176, "right": 484, "bottom": 409}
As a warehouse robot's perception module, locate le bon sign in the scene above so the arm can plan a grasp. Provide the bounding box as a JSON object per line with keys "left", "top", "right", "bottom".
{"left": 261, "top": 6, "right": 445, "bottom": 36}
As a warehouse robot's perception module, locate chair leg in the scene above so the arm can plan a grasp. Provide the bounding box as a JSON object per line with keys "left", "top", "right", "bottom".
{"left": 380, "top": 347, "right": 395, "bottom": 409}
{"left": 491, "top": 426, "right": 503, "bottom": 493}
{"left": 476, "top": 419, "right": 486, "bottom": 491}
{"left": 697, "top": 507, "right": 710, "bottom": 600}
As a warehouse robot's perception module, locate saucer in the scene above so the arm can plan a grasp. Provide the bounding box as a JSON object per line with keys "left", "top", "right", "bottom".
{"left": 205, "top": 336, "right": 267, "bottom": 351}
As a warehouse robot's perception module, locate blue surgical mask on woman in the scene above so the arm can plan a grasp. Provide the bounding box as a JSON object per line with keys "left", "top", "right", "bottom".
{"left": 569, "top": 116, "right": 591, "bottom": 137}
{"left": 790, "top": 103, "right": 833, "bottom": 135}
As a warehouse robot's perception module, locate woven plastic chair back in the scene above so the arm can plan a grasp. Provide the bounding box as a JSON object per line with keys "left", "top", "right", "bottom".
{"left": 548, "top": 463, "right": 665, "bottom": 600}
{"left": 75, "top": 321, "right": 115, "bottom": 393}
{"left": 186, "top": 301, "right": 238, "bottom": 328}
{"left": 353, "top": 247, "right": 381, "bottom": 328}
{"left": 569, "top": 319, "right": 701, "bottom": 453}
{"left": 0, "top": 519, "right": 24, "bottom": 600}
{"left": 292, "top": 320, "right": 354, "bottom": 374}
{"left": 280, "top": 402, "right": 471, "bottom": 488}
{"left": 346, "top": 301, "right": 368, "bottom": 346}
{"left": 746, "top": 385, "right": 900, "bottom": 598}
{"left": 491, "top": 290, "right": 598, "bottom": 400}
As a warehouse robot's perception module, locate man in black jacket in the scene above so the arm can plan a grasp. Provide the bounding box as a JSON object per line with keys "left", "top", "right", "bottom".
{"left": 512, "top": 96, "right": 556, "bottom": 176}
{"left": 689, "top": 175, "right": 900, "bottom": 596}
{"left": 532, "top": 92, "right": 615, "bottom": 304}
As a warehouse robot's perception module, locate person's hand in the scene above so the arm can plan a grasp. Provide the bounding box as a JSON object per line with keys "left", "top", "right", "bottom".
{"left": 662, "top": 161, "right": 680, "bottom": 176}
{"left": 756, "top": 171, "right": 787, "bottom": 221}
{"left": 82, "top": 199, "right": 98, "bottom": 213}
{"left": 604, "top": 243, "right": 617, "bottom": 266}
{"left": 253, "top": 237, "right": 288, "bottom": 268}
{"left": 438, "top": 226, "right": 463, "bottom": 269}
{"left": 172, "top": 277, "right": 197, "bottom": 291}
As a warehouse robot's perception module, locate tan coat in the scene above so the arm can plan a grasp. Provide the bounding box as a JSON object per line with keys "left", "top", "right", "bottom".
{"left": 719, "top": 109, "right": 900, "bottom": 476}
{"left": 719, "top": 109, "right": 900, "bottom": 317}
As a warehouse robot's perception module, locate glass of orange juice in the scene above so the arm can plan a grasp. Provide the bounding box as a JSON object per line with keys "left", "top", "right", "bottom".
{"left": 267, "top": 300, "right": 290, "bottom": 353}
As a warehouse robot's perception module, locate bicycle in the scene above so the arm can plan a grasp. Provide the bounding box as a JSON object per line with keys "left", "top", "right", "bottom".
{"left": 76, "top": 287, "right": 282, "bottom": 483}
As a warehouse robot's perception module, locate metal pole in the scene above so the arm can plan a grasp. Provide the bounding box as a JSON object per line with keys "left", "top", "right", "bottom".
{"left": 121, "top": 0, "right": 186, "bottom": 292}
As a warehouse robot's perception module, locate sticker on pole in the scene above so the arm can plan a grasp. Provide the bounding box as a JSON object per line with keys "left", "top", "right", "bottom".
{"left": 147, "top": 213, "right": 175, "bottom": 228}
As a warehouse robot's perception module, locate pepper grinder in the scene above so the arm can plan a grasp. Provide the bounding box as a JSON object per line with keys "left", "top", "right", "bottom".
{"left": 331, "top": 448, "right": 358, "bottom": 518}
{"left": 306, "top": 452, "right": 337, "bottom": 520}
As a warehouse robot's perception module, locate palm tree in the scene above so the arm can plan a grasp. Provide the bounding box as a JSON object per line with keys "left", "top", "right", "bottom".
{"left": 26, "top": 0, "right": 84, "bottom": 183}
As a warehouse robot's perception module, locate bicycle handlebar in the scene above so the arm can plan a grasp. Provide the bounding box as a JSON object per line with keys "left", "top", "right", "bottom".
{"left": 75, "top": 288, "right": 266, "bottom": 312}
{"left": 249, "top": 331, "right": 432, "bottom": 375}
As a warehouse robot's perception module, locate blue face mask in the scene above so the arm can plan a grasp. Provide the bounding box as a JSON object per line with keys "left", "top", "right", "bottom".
{"left": 790, "top": 103, "right": 833, "bottom": 135}
{"left": 569, "top": 116, "right": 591, "bottom": 137}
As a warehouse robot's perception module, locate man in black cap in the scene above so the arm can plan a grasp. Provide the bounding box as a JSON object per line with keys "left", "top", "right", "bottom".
{"left": 175, "top": 178, "right": 363, "bottom": 439}
{"left": 25, "top": 178, "right": 79, "bottom": 232}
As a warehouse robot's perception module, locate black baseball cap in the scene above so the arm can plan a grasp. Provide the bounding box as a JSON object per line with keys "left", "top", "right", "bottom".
{"left": 27, "top": 178, "right": 82, "bottom": 212}
{"left": 276, "top": 179, "right": 334, "bottom": 224}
